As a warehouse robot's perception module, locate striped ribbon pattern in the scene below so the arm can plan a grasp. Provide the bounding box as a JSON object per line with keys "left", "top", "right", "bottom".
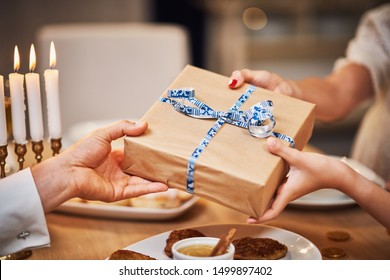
{"left": 160, "top": 86, "right": 294, "bottom": 193}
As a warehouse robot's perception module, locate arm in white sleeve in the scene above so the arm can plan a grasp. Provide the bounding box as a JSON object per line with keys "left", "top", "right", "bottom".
{"left": 0, "top": 168, "right": 50, "bottom": 256}
{"left": 334, "top": 3, "right": 390, "bottom": 97}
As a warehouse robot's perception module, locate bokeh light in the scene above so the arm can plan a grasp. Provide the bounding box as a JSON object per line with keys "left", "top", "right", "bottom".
{"left": 242, "top": 7, "right": 268, "bottom": 31}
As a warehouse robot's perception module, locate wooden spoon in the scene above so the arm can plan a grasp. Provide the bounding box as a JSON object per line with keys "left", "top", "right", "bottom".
{"left": 210, "top": 228, "right": 237, "bottom": 256}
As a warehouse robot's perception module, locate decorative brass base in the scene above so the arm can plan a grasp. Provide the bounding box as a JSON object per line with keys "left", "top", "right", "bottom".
{"left": 0, "top": 249, "right": 32, "bottom": 260}
{"left": 14, "top": 143, "right": 27, "bottom": 171}
{"left": 32, "top": 141, "right": 44, "bottom": 163}
{"left": 0, "top": 144, "right": 8, "bottom": 178}
{"left": 50, "top": 138, "right": 62, "bottom": 156}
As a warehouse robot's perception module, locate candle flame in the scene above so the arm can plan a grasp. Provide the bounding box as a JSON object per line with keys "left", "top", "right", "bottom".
{"left": 29, "top": 44, "right": 36, "bottom": 72}
{"left": 14, "top": 45, "right": 20, "bottom": 72}
{"left": 49, "top": 41, "right": 56, "bottom": 69}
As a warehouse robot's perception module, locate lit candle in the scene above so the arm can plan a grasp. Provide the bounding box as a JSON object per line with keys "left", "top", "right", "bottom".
{"left": 25, "top": 44, "right": 44, "bottom": 142}
{"left": 9, "top": 46, "right": 27, "bottom": 144}
{"left": 0, "top": 74, "right": 7, "bottom": 145}
{"left": 44, "top": 41, "right": 61, "bottom": 139}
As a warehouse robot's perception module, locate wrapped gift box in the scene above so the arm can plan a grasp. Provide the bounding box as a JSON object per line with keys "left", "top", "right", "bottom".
{"left": 124, "top": 65, "right": 315, "bottom": 218}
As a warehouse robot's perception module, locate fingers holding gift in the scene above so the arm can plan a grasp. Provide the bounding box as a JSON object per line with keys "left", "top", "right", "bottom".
{"left": 228, "top": 69, "right": 299, "bottom": 98}
{"left": 96, "top": 120, "right": 148, "bottom": 143}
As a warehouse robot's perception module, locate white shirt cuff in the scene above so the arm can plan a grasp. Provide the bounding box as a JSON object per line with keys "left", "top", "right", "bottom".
{"left": 0, "top": 168, "right": 50, "bottom": 256}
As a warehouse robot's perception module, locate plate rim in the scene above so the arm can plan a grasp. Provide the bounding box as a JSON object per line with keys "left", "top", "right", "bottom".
{"left": 56, "top": 195, "right": 199, "bottom": 220}
{"left": 289, "top": 189, "right": 356, "bottom": 208}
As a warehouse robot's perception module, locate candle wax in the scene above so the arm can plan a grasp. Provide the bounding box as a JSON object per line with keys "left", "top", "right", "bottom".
{"left": 0, "top": 76, "right": 7, "bottom": 145}
{"left": 9, "top": 72, "right": 26, "bottom": 144}
{"left": 44, "top": 69, "right": 61, "bottom": 139}
{"left": 25, "top": 72, "right": 44, "bottom": 142}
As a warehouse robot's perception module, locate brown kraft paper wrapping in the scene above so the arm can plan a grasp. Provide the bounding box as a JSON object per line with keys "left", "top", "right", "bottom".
{"left": 124, "top": 65, "right": 315, "bottom": 218}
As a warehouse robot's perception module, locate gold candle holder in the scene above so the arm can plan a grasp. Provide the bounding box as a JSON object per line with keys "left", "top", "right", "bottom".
{"left": 14, "top": 143, "right": 27, "bottom": 171}
{"left": 50, "top": 138, "right": 62, "bottom": 156}
{"left": 0, "top": 144, "right": 8, "bottom": 178}
{"left": 0, "top": 249, "right": 32, "bottom": 260}
{"left": 32, "top": 141, "right": 44, "bottom": 163}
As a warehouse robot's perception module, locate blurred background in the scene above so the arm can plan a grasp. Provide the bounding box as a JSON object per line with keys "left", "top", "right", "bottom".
{"left": 0, "top": 0, "right": 387, "bottom": 156}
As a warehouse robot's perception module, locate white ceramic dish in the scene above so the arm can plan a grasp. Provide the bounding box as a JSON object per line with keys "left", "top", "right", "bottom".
{"left": 289, "top": 188, "right": 356, "bottom": 208}
{"left": 172, "top": 237, "right": 235, "bottom": 260}
{"left": 289, "top": 155, "right": 386, "bottom": 208}
{"left": 56, "top": 195, "right": 199, "bottom": 220}
{"left": 125, "top": 223, "right": 322, "bottom": 260}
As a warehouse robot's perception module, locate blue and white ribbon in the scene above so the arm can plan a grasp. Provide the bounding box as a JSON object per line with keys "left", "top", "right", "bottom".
{"left": 160, "top": 86, "right": 294, "bottom": 193}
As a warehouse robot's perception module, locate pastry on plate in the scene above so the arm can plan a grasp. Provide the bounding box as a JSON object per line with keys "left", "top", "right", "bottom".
{"left": 232, "top": 237, "right": 288, "bottom": 260}
{"left": 129, "top": 189, "right": 193, "bottom": 209}
{"left": 68, "top": 197, "right": 130, "bottom": 206}
{"left": 164, "top": 228, "right": 206, "bottom": 258}
{"left": 108, "top": 249, "right": 156, "bottom": 260}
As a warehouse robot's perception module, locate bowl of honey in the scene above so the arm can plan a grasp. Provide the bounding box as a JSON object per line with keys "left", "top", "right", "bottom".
{"left": 172, "top": 237, "right": 235, "bottom": 260}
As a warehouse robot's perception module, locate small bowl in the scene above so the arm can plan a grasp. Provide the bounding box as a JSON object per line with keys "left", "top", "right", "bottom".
{"left": 172, "top": 237, "right": 235, "bottom": 260}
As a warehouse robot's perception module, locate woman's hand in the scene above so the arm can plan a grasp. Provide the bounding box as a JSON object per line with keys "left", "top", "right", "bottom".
{"left": 228, "top": 64, "right": 373, "bottom": 123}
{"left": 248, "top": 137, "right": 348, "bottom": 224}
{"left": 228, "top": 69, "right": 301, "bottom": 97}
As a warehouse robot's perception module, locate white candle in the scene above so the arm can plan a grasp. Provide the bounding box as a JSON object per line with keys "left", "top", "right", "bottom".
{"left": 0, "top": 75, "right": 7, "bottom": 145}
{"left": 44, "top": 41, "right": 61, "bottom": 139}
{"left": 25, "top": 44, "right": 44, "bottom": 142}
{"left": 9, "top": 46, "right": 27, "bottom": 144}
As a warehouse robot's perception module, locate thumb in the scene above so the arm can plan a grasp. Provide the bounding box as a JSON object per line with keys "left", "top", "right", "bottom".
{"left": 101, "top": 120, "right": 148, "bottom": 142}
{"left": 123, "top": 120, "right": 148, "bottom": 136}
{"left": 266, "top": 137, "right": 298, "bottom": 165}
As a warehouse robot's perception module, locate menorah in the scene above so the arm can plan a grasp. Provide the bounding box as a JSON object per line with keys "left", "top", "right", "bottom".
{"left": 0, "top": 42, "right": 61, "bottom": 260}
{"left": 0, "top": 138, "right": 62, "bottom": 178}
{"left": 1, "top": 42, "right": 61, "bottom": 176}
{"left": 1, "top": 88, "right": 62, "bottom": 178}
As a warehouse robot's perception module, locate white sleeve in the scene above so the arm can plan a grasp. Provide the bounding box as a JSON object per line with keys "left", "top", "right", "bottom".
{"left": 0, "top": 168, "right": 50, "bottom": 256}
{"left": 334, "top": 3, "right": 390, "bottom": 98}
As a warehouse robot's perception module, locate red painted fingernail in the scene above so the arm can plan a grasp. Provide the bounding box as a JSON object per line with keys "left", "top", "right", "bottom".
{"left": 228, "top": 79, "right": 238, "bottom": 88}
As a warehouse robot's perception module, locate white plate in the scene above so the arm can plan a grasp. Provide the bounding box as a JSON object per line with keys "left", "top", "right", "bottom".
{"left": 289, "top": 188, "right": 356, "bottom": 208}
{"left": 125, "top": 224, "right": 322, "bottom": 260}
{"left": 56, "top": 195, "right": 199, "bottom": 221}
{"left": 289, "top": 155, "right": 386, "bottom": 208}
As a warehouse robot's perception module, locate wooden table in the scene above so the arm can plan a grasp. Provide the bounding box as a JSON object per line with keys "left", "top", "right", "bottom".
{"left": 29, "top": 198, "right": 390, "bottom": 260}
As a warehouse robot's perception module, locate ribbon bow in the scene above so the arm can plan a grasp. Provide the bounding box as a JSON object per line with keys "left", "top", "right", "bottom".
{"left": 161, "top": 87, "right": 294, "bottom": 144}
{"left": 160, "top": 86, "right": 294, "bottom": 193}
